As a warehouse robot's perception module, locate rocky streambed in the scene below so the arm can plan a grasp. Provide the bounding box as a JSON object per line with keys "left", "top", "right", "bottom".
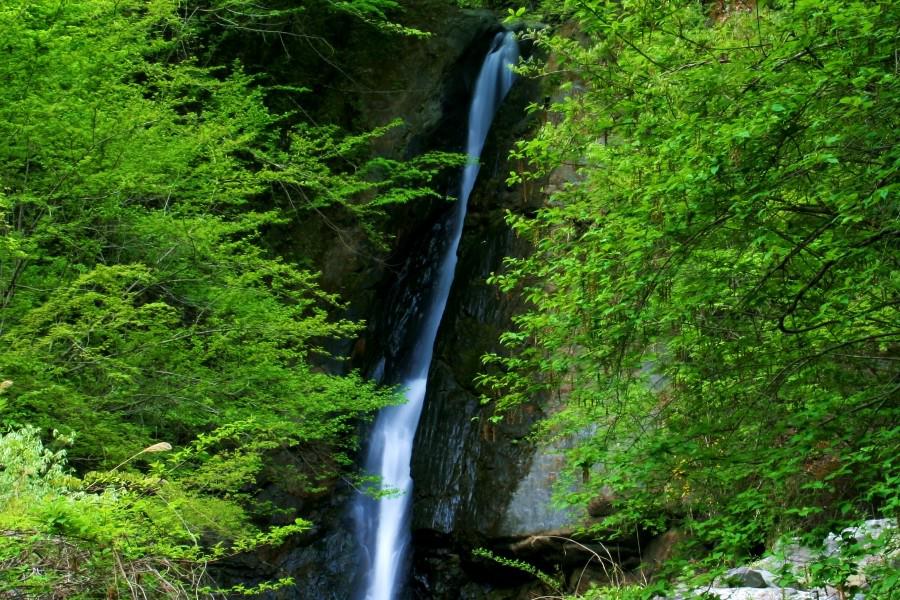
{"left": 660, "top": 519, "right": 898, "bottom": 600}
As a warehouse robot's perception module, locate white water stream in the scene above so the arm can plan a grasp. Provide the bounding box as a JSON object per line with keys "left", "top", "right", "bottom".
{"left": 354, "top": 31, "right": 519, "bottom": 600}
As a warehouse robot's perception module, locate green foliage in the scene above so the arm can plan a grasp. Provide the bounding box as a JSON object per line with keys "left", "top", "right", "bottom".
{"left": 173, "top": 0, "right": 428, "bottom": 41}
{"left": 0, "top": 426, "right": 307, "bottom": 597}
{"left": 575, "top": 586, "right": 648, "bottom": 600}
{"left": 474, "top": 546, "right": 653, "bottom": 600}
{"left": 797, "top": 526, "right": 899, "bottom": 598}
{"left": 473, "top": 547, "right": 563, "bottom": 592}
{"left": 0, "top": 0, "right": 427, "bottom": 468}
{"left": 458, "top": 1, "right": 530, "bottom": 10}
{"left": 0, "top": 426, "right": 74, "bottom": 505}
{"left": 261, "top": 121, "right": 464, "bottom": 247}
{"left": 0, "top": 0, "right": 443, "bottom": 593}
{"left": 483, "top": 0, "right": 899, "bottom": 562}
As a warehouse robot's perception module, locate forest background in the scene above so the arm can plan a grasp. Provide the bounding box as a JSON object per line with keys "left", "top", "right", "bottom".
{"left": 0, "top": 0, "right": 897, "bottom": 598}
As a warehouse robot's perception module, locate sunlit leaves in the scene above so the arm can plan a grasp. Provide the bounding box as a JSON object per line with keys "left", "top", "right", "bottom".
{"left": 486, "top": 0, "right": 900, "bottom": 555}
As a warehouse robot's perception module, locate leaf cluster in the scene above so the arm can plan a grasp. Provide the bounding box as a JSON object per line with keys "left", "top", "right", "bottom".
{"left": 0, "top": 0, "right": 445, "bottom": 593}
{"left": 482, "top": 0, "right": 899, "bottom": 564}
{"left": 0, "top": 426, "right": 308, "bottom": 598}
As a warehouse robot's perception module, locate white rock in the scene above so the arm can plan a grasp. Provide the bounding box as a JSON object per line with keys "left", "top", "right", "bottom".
{"left": 753, "top": 540, "right": 818, "bottom": 580}
{"left": 680, "top": 587, "right": 827, "bottom": 599}
{"left": 656, "top": 520, "right": 896, "bottom": 600}
{"left": 720, "top": 567, "right": 778, "bottom": 588}
{"left": 824, "top": 518, "right": 897, "bottom": 556}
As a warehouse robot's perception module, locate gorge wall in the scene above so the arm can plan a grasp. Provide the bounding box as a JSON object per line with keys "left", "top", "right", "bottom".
{"left": 238, "top": 6, "right": 635, "bottom": 598}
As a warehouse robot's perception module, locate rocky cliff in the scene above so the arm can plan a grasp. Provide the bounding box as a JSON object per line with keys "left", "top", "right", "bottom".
{"left": 236, "top": 7, "right": 628, "bottom": 598}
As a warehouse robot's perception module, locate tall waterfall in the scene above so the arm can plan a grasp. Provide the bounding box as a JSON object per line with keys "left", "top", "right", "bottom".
{"left": 354, "top": 31, "right": 519, "bottom": 600}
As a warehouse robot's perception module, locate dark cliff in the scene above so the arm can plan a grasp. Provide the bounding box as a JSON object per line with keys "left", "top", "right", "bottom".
{"left": 232, "top": 7, "right": 611, "bottom": 598}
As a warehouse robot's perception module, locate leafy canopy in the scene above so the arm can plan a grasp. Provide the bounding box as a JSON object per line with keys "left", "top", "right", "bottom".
{"left": 0, "top": 0, "right": 444, "bottom": 595}
{"left": 0, "top": 0, "right": 415, "bottom": 469}
{"left": 483, "top": 0, "right": 899, "bottom": 561}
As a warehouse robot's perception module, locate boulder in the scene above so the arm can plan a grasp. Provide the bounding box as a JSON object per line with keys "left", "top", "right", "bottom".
{"left": 719, "top": 567, "right": 777, "bottom": 589}
{"left": 823, "top": 518, "right": 897, "bottom": 557}
{"left": 752, "top": 540, "right": 818, "bottom": 579}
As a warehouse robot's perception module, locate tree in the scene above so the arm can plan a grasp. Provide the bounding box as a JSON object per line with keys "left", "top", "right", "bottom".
{"left": 0, "top": 424, "right": 308, "bottom": 597}
{"left": 0, "top": 0, "right": 445, "bottom": 593}
{"left": 0, "top": 0, "right": 421, "bottom": 465}
{"left": 483, "top": 0, "right": 899, "bottom": 557}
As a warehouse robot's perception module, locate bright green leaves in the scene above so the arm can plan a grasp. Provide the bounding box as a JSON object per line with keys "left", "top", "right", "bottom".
{"left": 175, "top": 0, "right": 426, "bottom": 39}
{"left": 0, "top": 0, "right": 423, "bottom": 466}
{"left": 0, "top": 0, "right": 439, "bottom": 596}
{"left": 0, "top": 209, "right": 389, "bottom": 468}
{"left": 258, "top": 120, "right": 462, "bottom": 245}
{"left": 0, "top": 426, "right": 309, "bottom": 597}
{"left": 0, "top": 0, "right": 419, "bottom": 589}
{"left": 486, "top": 0, "right": 900, "bottom": 559}
{"left": 328, "top": 0, "right": 428, "bottom": 36}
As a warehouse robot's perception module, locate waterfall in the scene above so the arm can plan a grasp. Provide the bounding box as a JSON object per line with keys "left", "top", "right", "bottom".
{"left": 354, "top": 31, "right": 519, "bottom": 600}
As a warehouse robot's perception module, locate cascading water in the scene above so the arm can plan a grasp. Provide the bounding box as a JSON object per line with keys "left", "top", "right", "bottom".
{"left": 354, "top": 31, "right": 519, "bottom": 600}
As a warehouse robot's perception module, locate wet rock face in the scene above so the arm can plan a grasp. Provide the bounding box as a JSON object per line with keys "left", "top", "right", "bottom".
{"left": 227, "top": 11, "right": 527, "bottom": 600}
{"left": 497, "top": 440, "right": 580, "bottom": 538}
{"left": 410, "top": 217, "right": 535, "bottom": 537}
{"left": 270, "top": 525, "right": 360, "bottom": 600}
{"left": 281, "top": 5, "right": 503, "bottom": 345}
{"left": 250, "top": 15, "right": 588, "bottom": 598}
{"left": 408, "top": 30, "right": 545, "bottom": 534}
{"left": 213, "top": 483, "right": 361, "bottom": 600}
{"left": 403, "top": 66, "right": 581, "bottom": 596}
{"left": 359, "top": 17, "right": 547, "bottom": 553}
